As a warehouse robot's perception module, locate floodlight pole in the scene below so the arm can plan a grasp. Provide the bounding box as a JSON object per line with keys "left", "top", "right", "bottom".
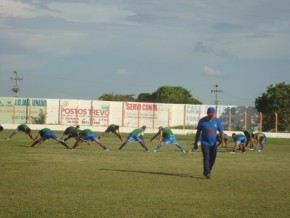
{"left": 211, "top": 84, "right": 223, "bottom": 114}
{"left": 11, "top": 71, "right": 23, "bottom": 97}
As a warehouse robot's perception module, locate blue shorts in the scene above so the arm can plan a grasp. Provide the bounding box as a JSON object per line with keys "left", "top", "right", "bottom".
{"left": 236, "top": 138, "right": 246, "bottom": 144}
{"left": 83, "top": 133, "right": 99, "bottom": 141}
{"left": 236, "top": 135, "right": 246, "bottom": 144}
{"left": 260, "top": 136, "right": 268, "bottom": 143}
{"left": 41, "top": 132, "right": 57, "bottom": 140}
{"left": 127, "top": 133, "right": 142, "bottom": 142}
{"left": 163, "top": 135, "right": 177, "bottom": 144}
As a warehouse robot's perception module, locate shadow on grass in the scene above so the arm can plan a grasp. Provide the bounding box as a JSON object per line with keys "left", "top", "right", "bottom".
{"left": 100, "top": 168, "right": 206, "bottom": 180}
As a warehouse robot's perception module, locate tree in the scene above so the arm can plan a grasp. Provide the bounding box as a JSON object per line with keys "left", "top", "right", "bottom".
{"left": 255, "top": 82, "right": 290, "bottom": 132}
{"left": 151, "top": 86, "right": 202, "bottom": 104}
{"left": 98, "top": 86, "right": 202, "bottom": 104}
{"left": 136, "top": 93, "right": 153, "bottom": 102}
{"left": 98, "top": 93, "right": 135, "bottom": 101}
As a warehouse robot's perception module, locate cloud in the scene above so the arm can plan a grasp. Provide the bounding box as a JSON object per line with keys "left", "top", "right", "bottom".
{"left": 117, "top": 68, "right": 129, "bottom": 76}
{"left": 0, "top": 0, "right": 136, "bottom": 24}
{"left": 47, "top": 2, "right": 136, "bottom": 24}
{"left": 194, "top": 41, "right": 235, "bottom": 58}
{"left": 202, "top": 66, "right": 224, "bottom": 77}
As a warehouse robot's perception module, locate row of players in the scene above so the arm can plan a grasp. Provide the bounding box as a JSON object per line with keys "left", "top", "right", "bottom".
{"left": 2, "top": 124, "right": 267, "bottom": 153}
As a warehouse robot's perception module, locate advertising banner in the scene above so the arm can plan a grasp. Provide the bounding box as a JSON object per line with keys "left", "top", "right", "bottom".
{"left": 59, "top": 99, "right": 92, "bottom": 126}
{"left": 0, "top": 97, "right": 47, "bottom": 124}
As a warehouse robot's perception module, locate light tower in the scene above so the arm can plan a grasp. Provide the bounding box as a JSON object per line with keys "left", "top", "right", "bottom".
{"left": 211, "top": 84, "right": 223, "bottom": 114}
{"left": 11, "top": 71, "right": 23, "bottom": 97}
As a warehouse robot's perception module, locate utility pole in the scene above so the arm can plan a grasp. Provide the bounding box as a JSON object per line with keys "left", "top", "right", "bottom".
{"left": 11, "top": 71, "right": 23, "bottom": 97}
{"left": 211, "top": 84, "right": 223, "bottom": 114}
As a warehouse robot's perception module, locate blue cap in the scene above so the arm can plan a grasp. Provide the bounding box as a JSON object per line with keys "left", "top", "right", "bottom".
{"left": 207, "top": 107, "right": 216, "bottom": 115}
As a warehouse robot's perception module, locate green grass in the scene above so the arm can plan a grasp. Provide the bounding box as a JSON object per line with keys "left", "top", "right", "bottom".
{"left": 1, "top": 130, "right": 290, "bottom": 218}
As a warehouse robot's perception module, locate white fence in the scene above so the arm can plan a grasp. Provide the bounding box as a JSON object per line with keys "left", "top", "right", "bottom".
{"left": 0, "top": 97, "right": 260, "bottom": 131}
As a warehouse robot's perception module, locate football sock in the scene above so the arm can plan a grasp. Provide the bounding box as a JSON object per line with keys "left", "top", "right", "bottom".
{"left": 101, "top": 145, "right": 108, "bottom": 150}
{"left": 8, "top": 133, "right": 15, "bottom": 139}
{"left": 60, "top": 141, "right": 69, "bottom": 148}
{"left": 155, "top": 144, "right": 163, "bottom": 151}
{"left": 119, "top": 142, "right": 126, "bottom": 150}
{"left": 176, "top": 144, "right": 184, "bottom": 151}
{"left": 31, "top": 140, "right": 40, "bottom": 147}
{"left": 139, "top": 142, "right": 149, "bottom": 151}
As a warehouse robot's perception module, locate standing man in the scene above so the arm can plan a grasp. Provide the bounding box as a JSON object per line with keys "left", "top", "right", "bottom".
{"left": 194, "top": 107, "right": 224, "bottom": 179}
{"left": 118, "top": 125, "right": 149, "bottom": 152}
{"left": 102, "top": 124, "right": 124, "bottom": 142}
{"left": 150, "top": 126, "right": 186, "bottom": 153}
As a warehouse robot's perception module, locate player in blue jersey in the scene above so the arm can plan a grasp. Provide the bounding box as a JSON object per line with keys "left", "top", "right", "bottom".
{"left": 150, "top": 126, "right": 186, "bottom": 153}
{"left": 194, "top": 107, "right": 224, "bottom": 179}
{"left": 231, "top": 133, "right": 246, "bottom": 153}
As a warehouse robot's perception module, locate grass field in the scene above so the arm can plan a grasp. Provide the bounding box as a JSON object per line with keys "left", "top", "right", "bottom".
{"left": 1, "top": 130, "right": 290, "bottom": 218}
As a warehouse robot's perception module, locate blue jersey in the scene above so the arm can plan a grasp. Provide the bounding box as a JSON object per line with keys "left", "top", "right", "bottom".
{"left": 197, "top": 117, "right": 223, "bottom": 146}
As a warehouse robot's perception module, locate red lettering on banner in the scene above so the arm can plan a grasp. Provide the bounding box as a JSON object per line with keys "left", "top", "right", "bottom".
{"left": 61, "top": 108, "right": 87, "bottom": 115}
{"left": 142, "top": 104, "right": 157, "bottom": 111}
{"left": 126, "top": 103, "right": 141, "bottom": 110}
{"left": 126, "top": 103, "right": 157, "bottom": 111}
{"left": 88, "top": 109, "right": 109, "bottom": 116}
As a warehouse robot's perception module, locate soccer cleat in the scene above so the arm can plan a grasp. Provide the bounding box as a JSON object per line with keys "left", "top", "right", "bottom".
{"left": 182, "top": 150, "right": 186, "bottom": 154}
{"left": 154, "top": 150, "right": 157, "bottom": 152}
{"left": 204, "top": 173, "right": 211, "bottom": 179}
{"left": 230, "top": 151, "right": 236, "bottom": 154}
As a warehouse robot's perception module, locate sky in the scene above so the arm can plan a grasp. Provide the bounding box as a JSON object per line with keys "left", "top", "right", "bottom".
{"left": 0, "top": 0, "right": 290, "bottom": 107}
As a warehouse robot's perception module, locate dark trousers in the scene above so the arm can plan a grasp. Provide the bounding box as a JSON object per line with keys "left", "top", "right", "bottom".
{"left": 201, "top": 144, "right": 217, "bottom": 176}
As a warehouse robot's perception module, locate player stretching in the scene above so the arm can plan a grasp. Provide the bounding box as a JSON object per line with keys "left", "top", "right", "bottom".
{"left": 150, "top": 126, "right": 186, "bottom": 153}
{"left": 71, "top": 129, "right": 109, "bottom": 150}
{"left": 8, "top": 124, "right": 33, "bottom": 140}
{"left": 31, "top": 128, "right": 69, "bottom": 149}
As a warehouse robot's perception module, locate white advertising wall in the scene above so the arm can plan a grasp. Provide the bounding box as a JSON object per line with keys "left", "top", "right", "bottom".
{"left": 0, "top": 97, "right": 259, "bottom": 130}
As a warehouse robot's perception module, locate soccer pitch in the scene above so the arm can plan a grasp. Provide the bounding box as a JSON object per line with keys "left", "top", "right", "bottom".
{"left": 1, "top": 130, "right": 290, "bottom": 218}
